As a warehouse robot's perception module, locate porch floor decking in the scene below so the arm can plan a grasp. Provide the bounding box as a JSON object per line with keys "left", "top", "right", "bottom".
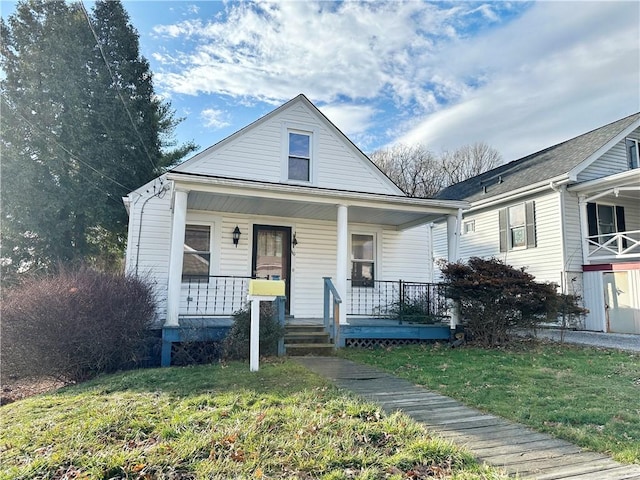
{"left": 295, "top": 357, "right": 640, "bottom": 479}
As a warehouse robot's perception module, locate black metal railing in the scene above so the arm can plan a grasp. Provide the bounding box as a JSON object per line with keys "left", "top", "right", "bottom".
{"left": 347, "top": 279, "right": 448, "bottom": 324}
{"left": 182, "top": 276, "right": 252, "bottom": 316}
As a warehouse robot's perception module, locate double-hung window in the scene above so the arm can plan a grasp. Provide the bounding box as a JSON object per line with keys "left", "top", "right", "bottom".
{"left": 499, "top": 202, "right": 536, "bottom": 251}
{"left": 182, "top": 224, "right": 211, "bottom": 281}
{"left": 351, "top": 234, "right": 375, "bottom": 287}
{"left": 288, "top": 132, "right": 311, "bottom": 181}
{"left": 587, "top": 202, "right": 626, "bottom": 248}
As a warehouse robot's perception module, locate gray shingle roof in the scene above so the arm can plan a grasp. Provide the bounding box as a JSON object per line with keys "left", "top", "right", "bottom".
{"left": 436, "top": 112, "right": 640, "bottom": 202}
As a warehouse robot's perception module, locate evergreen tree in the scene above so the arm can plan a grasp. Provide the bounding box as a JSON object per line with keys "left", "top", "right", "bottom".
{"left": 0, "top": 0, "right": 195, "bottom": 282}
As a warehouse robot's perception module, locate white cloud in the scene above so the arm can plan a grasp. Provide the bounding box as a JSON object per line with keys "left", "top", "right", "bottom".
{"left": 395, "top": 1, "right": 640, "bottom": 161}
{"left": 200, "top": 108, "right": 230, "bottom": 129}
{"left": 147, "top": 0, "right": 639, "bottom": 160}
{"left": 150, "top": 1, "right": 503, "bottom": 107}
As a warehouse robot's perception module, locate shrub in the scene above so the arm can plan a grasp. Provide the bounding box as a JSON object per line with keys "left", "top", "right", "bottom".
{"left": 0, "top": 266, "right": 156, "bottom": 384}
{"left": 223, "top": 302, "right": 285, "bottom": 360}
{"left": 441, "top": 257, "right": 585, "bottom": 347}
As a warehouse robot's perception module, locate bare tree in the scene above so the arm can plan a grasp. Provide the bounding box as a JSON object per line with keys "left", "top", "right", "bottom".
{"left": 370, "top": 144, "right": 446, "bottom": 198}
{"left": 440, "top": 142, "right": 502, "bottom": 185}
{"left": 370, "top": 141, "right": 502, "bottom": 197}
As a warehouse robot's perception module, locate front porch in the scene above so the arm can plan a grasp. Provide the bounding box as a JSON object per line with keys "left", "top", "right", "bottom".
{"left": 161, "top": 276, "right": 452, "bottom": 366}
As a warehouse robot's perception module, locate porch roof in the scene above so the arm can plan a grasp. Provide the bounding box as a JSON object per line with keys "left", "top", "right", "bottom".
{"left": 568, "top": 169, "right": 640, "bottom": 203}
{"left": 167, "top": 172, "right": 468, "bottom": 230}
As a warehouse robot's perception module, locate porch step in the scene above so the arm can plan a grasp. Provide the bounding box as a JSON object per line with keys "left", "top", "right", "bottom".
{"left": 285, "top": 331, "right": 330, "bottom": 343}
{"left": 284, "top": 325, "right": 334, "bottom": 356}
{"left": 285, "top": 343, "right": 336, "bottom": 356}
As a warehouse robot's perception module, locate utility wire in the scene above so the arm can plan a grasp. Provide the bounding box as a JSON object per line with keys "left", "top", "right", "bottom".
{"left": 79, "top": 0, "right": 161, "bottom": 175}
{"left": 1, "top": 95, "right": 138, "bottom": 194}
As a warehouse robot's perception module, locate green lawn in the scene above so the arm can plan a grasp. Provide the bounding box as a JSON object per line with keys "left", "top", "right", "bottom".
{"left": 0, "top": 359, "right": 506, "bottom": 480}
{"left": 341, "top": 341, "right": 640, "bottom": 464}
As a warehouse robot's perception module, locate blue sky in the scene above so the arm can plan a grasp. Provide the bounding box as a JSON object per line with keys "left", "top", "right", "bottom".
{"left": 2, "top": 1, "right": 639, "bottom": 163}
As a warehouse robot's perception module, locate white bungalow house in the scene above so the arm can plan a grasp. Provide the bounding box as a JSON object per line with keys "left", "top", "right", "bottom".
{"left": 123, "top": 94, "right": 467, "bottom": 362}
{"left": 433, "top": 112, "right": 640, "bottom": 335}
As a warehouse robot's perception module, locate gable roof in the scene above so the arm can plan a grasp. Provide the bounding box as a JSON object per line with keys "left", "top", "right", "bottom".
{"left": 171, "top": 94, "right": 404, "bottom": 195}
{"left": 436, "top": 112, "right": 640, "bottom": 203}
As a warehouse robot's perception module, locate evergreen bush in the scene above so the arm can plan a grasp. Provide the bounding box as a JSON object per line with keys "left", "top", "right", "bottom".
{"left": 441, "top": 257, "right": 586, "bottom": 346}
{"left": 223, "top": 302, "right": 285, "bottom": 360}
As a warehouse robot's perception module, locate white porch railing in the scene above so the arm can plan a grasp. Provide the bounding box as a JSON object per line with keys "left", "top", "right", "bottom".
{"left": 586, "top": 230, "right": 640, "bottom": 261}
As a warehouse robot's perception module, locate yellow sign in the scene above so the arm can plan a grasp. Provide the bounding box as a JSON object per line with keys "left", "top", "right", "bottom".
{"left": 248, "top": 279, "right": 285, "bottom": 297}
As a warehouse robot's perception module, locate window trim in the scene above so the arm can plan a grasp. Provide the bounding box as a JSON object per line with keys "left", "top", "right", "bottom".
{"left": 181, "top": 221, "right": 217, "bottom": 282}
{"left": 281, "top": 122, "right": 318, "bottom": 185}
{"left": 350, "top": 231, "right": 376, "bottom": 288}
{"left": 499, "top": 201, "right": 536, "bottom": 252}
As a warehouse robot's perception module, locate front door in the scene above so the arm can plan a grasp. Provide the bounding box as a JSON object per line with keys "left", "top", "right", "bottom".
{"left": 252, "top": 225, "right": 291, "bottom": 313}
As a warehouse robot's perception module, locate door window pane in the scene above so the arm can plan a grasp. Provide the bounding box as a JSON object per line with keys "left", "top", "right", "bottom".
{"left": 256, "top": 230, "right": 285, "bottom": 279}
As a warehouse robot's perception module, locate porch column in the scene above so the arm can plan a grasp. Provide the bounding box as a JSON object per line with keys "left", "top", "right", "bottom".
{"left": 446, "top": 211, "right": 461, "bottom": 334}
{"left": 166, "top": 187, "right": 188, "bottom": 327}
{"left": 336, "top": 204, "right": 348, "bottom": 325}
{"left": 578, "top": 195, "right": 590, "bottom": 265}
{"left": 446, "top": 211, "right": 461, "bottom": 262}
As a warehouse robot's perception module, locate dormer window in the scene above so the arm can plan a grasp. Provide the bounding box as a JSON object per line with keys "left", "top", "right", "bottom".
{"left": 626, "top": 138, "right": 639, "bottom": 169}
{"left": 288, "top": 132, "right": 311, "bottom": 181}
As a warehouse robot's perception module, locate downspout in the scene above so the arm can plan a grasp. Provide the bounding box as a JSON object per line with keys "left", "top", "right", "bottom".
{"left": 428, "top": 222, "right": 435, "bottom": 283}
{"left": 455, "top": 208, "right": 463, "bottom": 261}
{"left": 550, "top": 181, "right": 568, "bottom": 293}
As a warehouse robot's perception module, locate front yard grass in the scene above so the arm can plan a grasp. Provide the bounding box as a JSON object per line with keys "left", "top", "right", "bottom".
{"left": 0, "top": 358, "right": 506, "bottom": 479}
{"left": 342, "top": 341, "right": 640, "bottom": 464}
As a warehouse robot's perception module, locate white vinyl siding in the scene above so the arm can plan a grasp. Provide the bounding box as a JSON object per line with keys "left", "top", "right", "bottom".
{"left": 562, "top": 193, "right": 584, "bottom": 272}
{"left": 125, "top": 186, "right": 173, "bottom": 324}
{"left": 578, "top": 127, "right": 640, "bottom": 181}
{"left": 175, "top": 102, "right": 399, "bottom": 195}
{"left": 433, "top": 192, "right": 565, "bottom": 286}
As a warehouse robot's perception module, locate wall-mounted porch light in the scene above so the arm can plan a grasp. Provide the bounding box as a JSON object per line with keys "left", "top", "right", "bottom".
{"left": 292, "top": 232, "right": 298, "bottom": 247}
{"left": 232, "top": 226, "right": 241, "bottom": 248}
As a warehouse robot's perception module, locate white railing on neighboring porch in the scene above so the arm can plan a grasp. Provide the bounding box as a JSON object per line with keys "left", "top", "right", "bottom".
{"left": 587, "top": 230, "right": 640, "bottom": 261}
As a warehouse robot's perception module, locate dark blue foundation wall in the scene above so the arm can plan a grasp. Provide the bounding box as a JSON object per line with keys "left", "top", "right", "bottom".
{"left": 161, "top": 318, "right": 233, "bottom": 367}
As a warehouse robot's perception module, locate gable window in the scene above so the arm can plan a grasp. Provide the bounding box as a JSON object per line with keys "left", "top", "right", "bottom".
{"left": 351, "top": 233, "right": 375, "bottom": 287}
{"left": 587, "top": 203, "right": 626, "bottom": 247}
{"left": 626, "top": 138, "right": 639, "bottom": 169}
{"left": 288, "top": 132, "right": 311, "bottom": 181}
{"left": 182, "top": 224, "right": 211, "bottom": 281}
{"left": 499, "top": 201, "right": 536, "bottom": 252}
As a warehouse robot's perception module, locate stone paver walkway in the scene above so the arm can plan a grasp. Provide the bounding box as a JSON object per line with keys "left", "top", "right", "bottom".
{"left": 295, "top": 357, "right": 640, "bottom": 479}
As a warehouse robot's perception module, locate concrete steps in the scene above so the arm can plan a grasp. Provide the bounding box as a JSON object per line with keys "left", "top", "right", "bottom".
{"left": 284, "top": 325, "right": 335, "bottom": 356}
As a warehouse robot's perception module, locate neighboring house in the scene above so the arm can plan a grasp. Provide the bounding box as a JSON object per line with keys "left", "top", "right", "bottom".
{"left": 433, "top": 112, "right": 640, "bottom": 334}
{"left": 123, "top": 95, "right": 467, "bottom": 356}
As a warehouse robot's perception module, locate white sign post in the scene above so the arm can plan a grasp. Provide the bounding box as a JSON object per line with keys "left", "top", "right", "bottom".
{"left": 247, "top": 279, "right": 285, "bottom": 372}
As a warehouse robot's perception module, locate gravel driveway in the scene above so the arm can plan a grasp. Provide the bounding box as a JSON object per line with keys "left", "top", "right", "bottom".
{"left": 533, "top": 328, "right": 640, "bottom": 352}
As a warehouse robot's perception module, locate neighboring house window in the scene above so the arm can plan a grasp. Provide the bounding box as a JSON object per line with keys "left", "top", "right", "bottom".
{"left": 499, "top": 201, "right": 536, "bottom": 252}
{"left": 463, "top": 220, "right": 475, "bottom": 234}
{"left": 182, "top": 224, "right": 211, "bottom": 281}
{"left": 351, "top": 233, "right": 375, "bottom": 287}
{"left": 587, "top": 203, "right": 626, "bottom": 246}
{"left": 288, "top": 132, "right": 311, "bottom": 181}
{"left": 626, "top": 138, "right": 639, "bottom": 169}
